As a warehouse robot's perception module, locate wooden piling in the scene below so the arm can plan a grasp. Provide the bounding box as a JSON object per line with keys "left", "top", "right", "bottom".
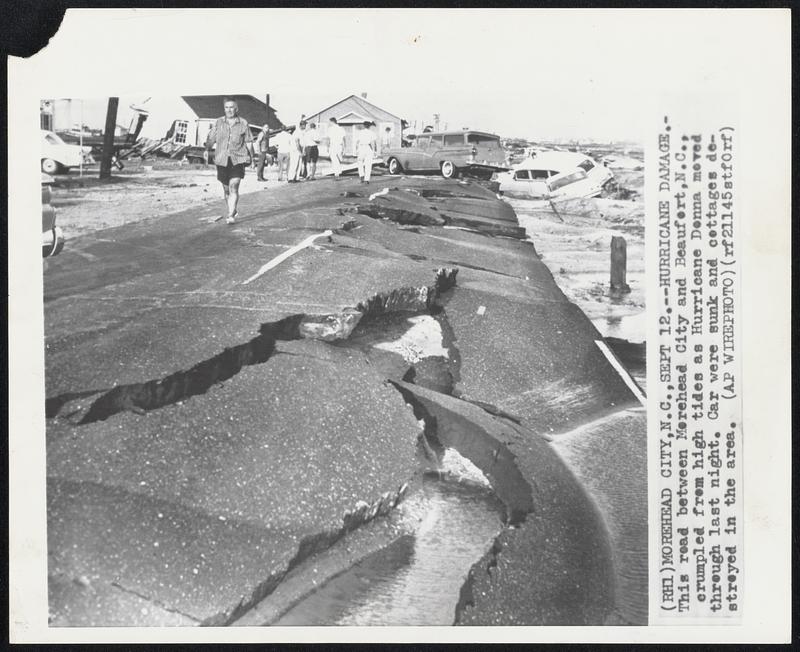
{"left": 610, "top": 235, "right": 631, "bottom": 294}
{"left": 99, "top": 97, "right": 119, "bottom": 180}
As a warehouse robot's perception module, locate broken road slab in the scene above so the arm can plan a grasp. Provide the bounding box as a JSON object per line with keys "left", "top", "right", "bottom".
{"left": 44, "top": 174, "right": 647, "bottom": 626}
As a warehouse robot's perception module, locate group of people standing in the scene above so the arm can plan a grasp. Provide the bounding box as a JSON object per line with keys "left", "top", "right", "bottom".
{"left": 268, "top": 117, "right": 379, "bottom": 184}
{"left": 205, "top": 99, "right": 386, "bottom": 224}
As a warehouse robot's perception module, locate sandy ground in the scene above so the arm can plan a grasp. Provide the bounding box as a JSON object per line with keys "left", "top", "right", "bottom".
{"left": 49, "top": 158, "right": 340, "bottom": 239}
{"left": 506, "top": 168, "right": 646, "bottom": 345}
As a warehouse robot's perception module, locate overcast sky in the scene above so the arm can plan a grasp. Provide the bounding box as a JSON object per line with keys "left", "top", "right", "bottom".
{"left": 25, "top": 9, "right": 786, "bottom": 142}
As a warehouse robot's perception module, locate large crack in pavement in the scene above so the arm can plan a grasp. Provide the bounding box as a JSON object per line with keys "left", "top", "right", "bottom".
{"left": 45, "top": 177, "right": 645, "bottom": 626}
{"left": 46, "top": 268, "right": 459, "bottom": 425}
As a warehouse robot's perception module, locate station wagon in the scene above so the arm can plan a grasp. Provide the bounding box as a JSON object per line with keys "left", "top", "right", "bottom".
{"left": 382, "top": 130, "right": 508, "bottom": 179}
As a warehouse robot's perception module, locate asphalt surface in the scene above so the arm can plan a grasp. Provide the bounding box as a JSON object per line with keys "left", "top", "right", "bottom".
{"left": 44, "top": 172, "right": 646, "bottom": 626}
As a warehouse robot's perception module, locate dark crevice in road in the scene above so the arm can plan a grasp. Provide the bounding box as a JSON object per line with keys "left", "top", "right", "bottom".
{"left": 208, "top": 483, "right": 411, "bottom": 626}
{"left": 50, "top": 268, "right": 460, "bottom": 425}
{"left": 45, "top": 388, "right": 110, "bottom": 419}
{"left": 76, "top": 314, "right": 304, "bottom": 425}
{"left": 110, "top": 580, "right": 202, "bottom": 623}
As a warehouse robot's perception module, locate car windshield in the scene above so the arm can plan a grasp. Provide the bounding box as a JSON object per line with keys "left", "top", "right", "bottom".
{"left": 467, "top": 134, "right": 500, "bottom": 146}
{"left": 44, "top": 132, "right": 64, "bottom": 146}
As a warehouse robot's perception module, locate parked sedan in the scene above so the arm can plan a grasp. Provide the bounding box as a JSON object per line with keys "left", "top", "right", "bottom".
{"left": 41, "top": 130, "right": 94, "bottom": 174}
{"left": 382, "top": 130, "right": 508, "bottom": 179}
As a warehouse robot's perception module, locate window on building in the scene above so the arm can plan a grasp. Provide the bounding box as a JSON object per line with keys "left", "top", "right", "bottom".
{"left": 173, "top": 120, "right": 189, "bottom": 145}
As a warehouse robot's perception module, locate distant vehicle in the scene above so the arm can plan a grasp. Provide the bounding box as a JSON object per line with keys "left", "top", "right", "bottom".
{"left": 382, "top": 130, "right": 508, "bottom": 179}
{"left": 497, "top": 151, "right": 613, "bottom": 199}
{"left": 41, "top": 130, "right": 94, "bottom": 174}
{"left": 42, "top": 174, "right": 65, "bottom": 257}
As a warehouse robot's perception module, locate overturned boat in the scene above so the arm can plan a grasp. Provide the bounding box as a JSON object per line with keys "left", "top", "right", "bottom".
{"left": 497, "top": 151, "right": 613, "bottom": 200}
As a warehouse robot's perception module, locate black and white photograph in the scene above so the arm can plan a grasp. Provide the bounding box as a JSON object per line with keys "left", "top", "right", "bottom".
{"left": 8, "top": 7, "right": 791, "bottom": 644}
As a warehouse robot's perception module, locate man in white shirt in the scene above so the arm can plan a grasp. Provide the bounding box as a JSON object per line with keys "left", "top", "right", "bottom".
{"left": 303, "top": 122, "right": 321, "bottom": 180}
{"left": 288, "top": 123, "right": 305, "bottom": 183}
{"left": 327, "top": 117, "right": 346, "bottom": 180}
{"left": 355, "top": 121, "right": 377, "bottom": 184}
{"left": 272, "top": 127, "right": 294, "bottom": 182}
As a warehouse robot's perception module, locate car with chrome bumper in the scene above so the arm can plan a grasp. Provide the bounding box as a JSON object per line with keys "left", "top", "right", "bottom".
{"left": 382, "top": 130, "right": 508, "bottom": 179}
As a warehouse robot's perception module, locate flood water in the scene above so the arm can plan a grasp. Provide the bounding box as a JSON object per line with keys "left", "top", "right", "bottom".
{"left": 272, "top": 477, "right": 504, "bottom": 626}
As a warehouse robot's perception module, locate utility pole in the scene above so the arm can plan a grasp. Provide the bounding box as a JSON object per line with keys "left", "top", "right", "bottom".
{"left": 99, "top": 97, "right": 119, "bottom": 179}
{"left": 433, "top": 113, "right": 440, "bottom": 132}
{"left": 79, "top": 99, "right": 84, "bottom": 177}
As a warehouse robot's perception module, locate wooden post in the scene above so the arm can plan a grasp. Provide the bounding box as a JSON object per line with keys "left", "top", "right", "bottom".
{"left": 610, "top": 235, "right": 631, "bottom": 294}
{"left": 99, "top": 97, "right": 119, "bottom": 179}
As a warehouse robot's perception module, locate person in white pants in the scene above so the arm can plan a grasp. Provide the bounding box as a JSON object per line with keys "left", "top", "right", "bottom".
{"left": 288, "top": 123, "right": 304, "bottom": 182}
{"left": 327, "top": 116, "right": 345, "bottom": 179}
{"left": 355, "top": 121, "right": 377, "bottom": 184}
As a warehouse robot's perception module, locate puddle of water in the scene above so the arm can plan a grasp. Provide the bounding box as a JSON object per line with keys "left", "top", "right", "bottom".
{"left": 372, "top": 314, "right": 449, "bottom": 363}
{"left": 271, "top": 478, "right": 504, "bottom": 626}
{"left": 591, "top": 311, "right": 646, "bottom": 343}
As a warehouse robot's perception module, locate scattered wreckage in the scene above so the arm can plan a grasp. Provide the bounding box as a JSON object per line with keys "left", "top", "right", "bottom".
{"left": 496, "top": 150, "right": 613, "bottom": 200}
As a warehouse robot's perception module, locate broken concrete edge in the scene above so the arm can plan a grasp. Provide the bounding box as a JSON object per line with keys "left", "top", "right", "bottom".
{"left": 210, "top": 482, "right": 411, "bottom": 627}
{"left": 389, "top": 380, "right": 534, "bottom": 526}
{"left": 45, "top": 267, "right": 460, "bottom": 425}
{"left": 387, "top": 380, "right": 625, "bottom": 626}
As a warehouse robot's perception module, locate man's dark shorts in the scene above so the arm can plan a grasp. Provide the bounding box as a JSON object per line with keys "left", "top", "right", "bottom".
{"left": 217, "top": 158, "right": 246, "bottom": 185}
{"left": 304, "top": 145, "right": 319, "bottom": 163}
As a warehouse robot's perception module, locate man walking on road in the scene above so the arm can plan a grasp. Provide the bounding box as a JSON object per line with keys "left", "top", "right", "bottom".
{"left": 328, "top": 117, "right": 345, "bottom": 180}
{"left": 205, "top": 99, "right": 255, "bottom": 224}
{"left": 355, "top": 121, "right": 377, "bottom": 184}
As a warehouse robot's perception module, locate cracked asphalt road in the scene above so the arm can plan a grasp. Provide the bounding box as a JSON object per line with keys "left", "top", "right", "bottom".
{"left": 44, "top": 173, "right": 647, "bottom": 626}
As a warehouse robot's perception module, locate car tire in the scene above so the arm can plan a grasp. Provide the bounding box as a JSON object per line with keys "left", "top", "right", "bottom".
{"left": 387, "top": 157, "right": 402, "bottom": 175}
{"left": 41, "top": 158, "right": 60, "bottom": 175}
{"left": 440, "top": 160, "right": 457, "bottom": 179}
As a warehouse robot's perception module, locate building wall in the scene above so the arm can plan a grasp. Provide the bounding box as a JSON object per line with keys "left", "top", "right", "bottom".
{"left": 307, "top": 96, "right": 402, "bottom": 157}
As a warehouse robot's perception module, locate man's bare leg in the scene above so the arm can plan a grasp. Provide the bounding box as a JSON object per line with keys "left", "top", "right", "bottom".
{"left": 209, "top": 183, "right": 230, "bottom": 221}
{"left": 227, "top": 177, "right": 241, "bottom": 221}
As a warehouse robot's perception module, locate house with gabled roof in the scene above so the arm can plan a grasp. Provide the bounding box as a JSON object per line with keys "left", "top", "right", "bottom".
{"left": 41, "top": 95, "right": 285, "bottom": 149}
{"left": 304, "top": 93, "right": 405, "bottom": 157}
